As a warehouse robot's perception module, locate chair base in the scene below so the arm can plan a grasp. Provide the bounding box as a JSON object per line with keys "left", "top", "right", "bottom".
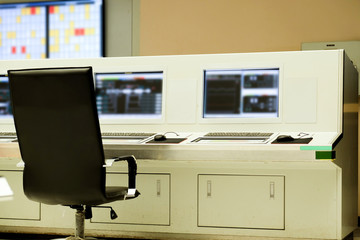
{"left": 52, "top": 237, "right": 96, "bottom": 240}
{"left": 53, "top": 236, "right": 97, "bottom": 240}
{"left": 65, "top": 237, "right": 96, "bottom": 240}
{"left": 65, "top": 237, "right": 84, "bottom": 240}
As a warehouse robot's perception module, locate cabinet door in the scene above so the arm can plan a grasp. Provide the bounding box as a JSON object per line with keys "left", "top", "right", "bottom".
{"left": 0, "top": 171, "right": 40, "bottom": 220}
{"left": 91, "top": 173, "right": 170, "bottom": 225}
{"left": 198, "top": 174, "right": 284, "bottom": 229}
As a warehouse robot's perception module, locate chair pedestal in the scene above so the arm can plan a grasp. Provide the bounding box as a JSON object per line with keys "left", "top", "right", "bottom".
{"left": 64, "top": 207, "right": 86, "bottom": 240}
{"left": 75, "top": 208, "right": 85, "bottom": 238}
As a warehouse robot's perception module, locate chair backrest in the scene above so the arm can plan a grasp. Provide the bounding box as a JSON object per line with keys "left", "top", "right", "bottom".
{"left": 8, "top": 67, "right": 106, "bottom": 205}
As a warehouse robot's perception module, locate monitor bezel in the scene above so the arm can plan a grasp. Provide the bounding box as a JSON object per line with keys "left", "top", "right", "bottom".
{"left": 198, "top": 64, "right": 283, "bottom": 124}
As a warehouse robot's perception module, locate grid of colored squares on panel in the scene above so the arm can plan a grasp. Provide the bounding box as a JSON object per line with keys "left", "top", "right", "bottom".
{"left": 0, "top": 6, "right": 45, "bottom": 59}
{"left": 0, "top": 0, "right": 103, "bottom": 60}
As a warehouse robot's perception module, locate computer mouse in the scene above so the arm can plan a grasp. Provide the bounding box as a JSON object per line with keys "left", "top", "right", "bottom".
{"left": 154, "top": 134, "right": 167, "bottom": 141}
{"left": 276, "top": 135, "right": 295, "bottom": 142}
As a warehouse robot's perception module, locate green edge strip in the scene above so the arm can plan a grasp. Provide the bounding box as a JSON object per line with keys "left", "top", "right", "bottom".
{"left": 300, "top": 146, "right": 333, "bottom": 151}
{"left": 316, "top": 151, "right": 336, "bottom": 160}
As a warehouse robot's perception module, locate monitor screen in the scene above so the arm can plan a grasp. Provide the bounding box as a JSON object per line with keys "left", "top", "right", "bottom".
{"left": 203, "top": 68, "right": 279, "bottom": 118}
{"left": 0, "top": 0, "right": 103, "bottom": 59}
{"left": 0, "top": 75, "right": 11, "bottom": 117}
{"left": 95, "top": 72, "right": 163, "bottom": 119}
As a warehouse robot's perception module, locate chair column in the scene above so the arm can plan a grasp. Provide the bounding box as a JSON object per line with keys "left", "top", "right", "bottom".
{"left": 75, "top": 208, "right": 85, "bottom": 239}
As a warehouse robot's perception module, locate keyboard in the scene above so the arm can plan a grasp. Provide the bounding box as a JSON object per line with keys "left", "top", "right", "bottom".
{"left": 101, "top": 132, "right": 156, "bottom": 138}
{"left": 204, "top": 132, "right": 273, "bottom": 137}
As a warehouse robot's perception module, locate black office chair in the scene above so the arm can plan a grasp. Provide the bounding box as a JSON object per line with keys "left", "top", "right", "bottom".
{"left": 8, "top": 67, "right": 140, "bottom": 240}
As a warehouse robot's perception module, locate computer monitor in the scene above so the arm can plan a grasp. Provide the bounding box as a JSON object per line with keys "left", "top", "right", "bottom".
{"left": 95, "top": 72, "right": 163, "bottom": 119}
{"left": 0, "top": 75, "right": 12, "bottom": 117}
{"left": 0, "top": 0, "right": 103, "bottom": 59}
{"left": 203, "top": 68, "right": 279, "bottom": 119}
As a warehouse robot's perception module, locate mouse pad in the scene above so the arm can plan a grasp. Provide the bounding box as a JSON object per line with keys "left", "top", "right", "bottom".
{"left": 146, "top": 138, "right": 187, "bottom": 144}
{"left": 271, "top": 137, "right": 313, "bottom": 144}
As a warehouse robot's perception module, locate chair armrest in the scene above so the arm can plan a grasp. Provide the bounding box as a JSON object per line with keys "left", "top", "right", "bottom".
{"left": 103, "top": 159, "right": 115, "bottom": 167}
{"left": 104, "top": 155, "right": 138, "bottom": 190}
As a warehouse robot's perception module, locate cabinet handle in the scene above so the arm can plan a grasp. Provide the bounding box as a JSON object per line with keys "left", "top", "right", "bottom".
{"left": 207, "top": 180, "right": 211, "bottom": 197}
{"left": 157, "top": 180, "right": 161, "bottom": 197}
{"left": 270, "top": 181, "right": 275, "bottom": 199}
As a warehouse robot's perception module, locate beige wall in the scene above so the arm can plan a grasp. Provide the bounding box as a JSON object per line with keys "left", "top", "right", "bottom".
{"left": 139, "top": 0, "right": 360, "bottom": 56}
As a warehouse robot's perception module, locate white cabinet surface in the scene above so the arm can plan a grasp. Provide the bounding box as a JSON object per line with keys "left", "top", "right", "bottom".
{"left": 0, "top": 171, "right": 40, "bottom": 220}
{"left": 198, "top": 174, "right": 285, "bottom": 229}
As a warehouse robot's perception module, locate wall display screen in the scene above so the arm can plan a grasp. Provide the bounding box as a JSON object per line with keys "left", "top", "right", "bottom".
{"left": 203, "top": 68, "right": 279, "bottom": 119}
{"left": 0, "top": 0, "right": 103, "bottom": 59}
{"left": 95, "top": 72, "right": 163, "bottom": 119}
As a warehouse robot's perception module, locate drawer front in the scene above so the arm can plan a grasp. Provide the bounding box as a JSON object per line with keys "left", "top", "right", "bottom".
{"left": 198, "top": 174, "right": 285, "bottom": 229}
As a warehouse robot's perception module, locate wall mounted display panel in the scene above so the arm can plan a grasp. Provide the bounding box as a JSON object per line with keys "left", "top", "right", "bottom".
{"left": 0, "top": 0, "right": 103, "bottom": 59}
{"left": 0, "top": 4, "right": 46, "bottom": 59}
{"left": 48, "top": 0, "right": 103, "bottom": 58}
